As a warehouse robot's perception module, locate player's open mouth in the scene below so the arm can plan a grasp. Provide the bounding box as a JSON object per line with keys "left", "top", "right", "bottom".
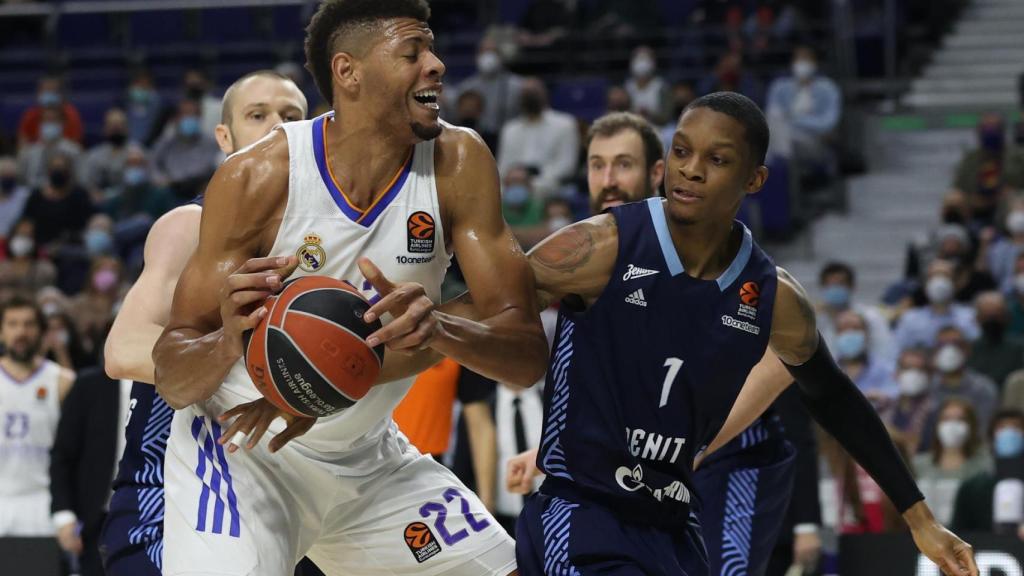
{"left": 413, "top": 89, "right": 440, "bottom": 111}
{"left": 671, "top": 187, "right": 701, "bottom": 203}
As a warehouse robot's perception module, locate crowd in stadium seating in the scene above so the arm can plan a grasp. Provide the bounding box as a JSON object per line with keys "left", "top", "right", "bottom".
{"left": 6, "top": 0, "right": 1024, "bottom": 573}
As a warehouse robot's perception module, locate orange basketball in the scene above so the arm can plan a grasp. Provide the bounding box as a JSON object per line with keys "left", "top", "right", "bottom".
{"left": 243, "top": 276, "right": 384, "bottom": 418}
{"left": 739, "top": 281, "right": 760, "bottom": 306}
{"left": 404, "top": 522, "right": 433, "bottom": 549}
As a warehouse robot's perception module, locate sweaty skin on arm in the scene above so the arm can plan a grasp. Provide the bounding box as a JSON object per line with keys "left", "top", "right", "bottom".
{"left": 104, "top": 206, "right": 201, "bottom": 384}
{"left": 152, "top": 132, "right": 289, "bottom": 410}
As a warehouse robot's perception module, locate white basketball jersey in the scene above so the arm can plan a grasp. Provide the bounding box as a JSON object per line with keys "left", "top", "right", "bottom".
{"left": 212, "top": 111, "right": 451, "bottom": 456}
{"left": 0, "top": 360, "right": 62, "bottom": 497}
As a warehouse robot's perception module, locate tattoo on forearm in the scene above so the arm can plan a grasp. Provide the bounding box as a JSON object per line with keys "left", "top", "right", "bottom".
{"left": 532, "top": 223, "right": 598, "bottom": 273}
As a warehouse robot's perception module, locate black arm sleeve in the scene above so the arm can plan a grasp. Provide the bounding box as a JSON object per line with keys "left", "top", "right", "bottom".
{"left": 784, "top": 334, "right": 924, "bottom": 513}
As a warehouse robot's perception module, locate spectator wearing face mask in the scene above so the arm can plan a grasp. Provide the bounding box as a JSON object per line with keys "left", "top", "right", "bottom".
{"left": 17, "top": 75, "right": 84, "bottom": 145}
{"left": 19, "top": 152, "right": 94, "bottom": 250}
{"left": 929, "top": 325, "right": 999, "bottom": 434}
{"left": 624, "top": 46, "right": 670, "bottom": 124}
{"left": 931, "top": 225, "right": 998, "bottom": 303}
{"left": 833, "top": 309, "right": 898, "bottom": 402}
{"left": 0, "top": 156, "right": 30, "bottom": 238}
{"left": 913, "top": 399, "right": 991, "bottom": 525}
{"left": 16, "top": 106, "right": 82, "bottom": 190}
{"left": 967, "top": 291, "right": 1024, "bottom": 390}
{"left": 0, "top": 219, "right": 57, "bottom": 298}
{"left": 39, "top": 311, "right": 91, "bottom": 371}
{"left": 953, "top": 114, "right": 1024, "bottom": 227}
{"left": 497, "top": 77, "right": 579, "bottom": 199}
{"left": 986, "top": 203, "right": 1024, "bottom": 290}
{"left": 150, "top": 98, "right": 221, "bottom": 200}
{"left": 500, "top": 165, "right": 545, "bottom": 235}
{"left": 70, "top": 255, "right": 125, "bottom": 359}
{"left": 894, "top": 259, "right": 980, "bottom": 351}
{"left": 453, "top": 90, "right": 497, "bottom": 153}
{"left": 452, "top": 36, "right": 523, "bottom": 140}
{"left": 881, "top": 348, "right": 937, "bottom": 454}
{"left": 765, "top": 46, "right": 840, "bottom": 168}
{"left": 514, "top": 197, "right": 577, "bottom": 249}
{"left": 951, "top": 409, "right": 1024, "bottom": 533}
{"left": 80, "top": 108, "right": 132, "bottom": 198}
{"left": 816, "top": 261, "right": 894, "bottom": 364}
{"left": 125, "top": 70, "right": 163, "bottom": 147}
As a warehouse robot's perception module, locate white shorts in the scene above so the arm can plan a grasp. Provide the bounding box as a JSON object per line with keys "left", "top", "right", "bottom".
{"left": 0, "top": 491, "right": 52, "bottom": 537}
{"left": 163, "top": 408, "right": 515, "bottom": 576}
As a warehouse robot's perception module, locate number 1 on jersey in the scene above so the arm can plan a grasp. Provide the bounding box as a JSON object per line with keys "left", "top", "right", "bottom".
{"left": 660, "top": 357, "right": 684, "bottom": 408}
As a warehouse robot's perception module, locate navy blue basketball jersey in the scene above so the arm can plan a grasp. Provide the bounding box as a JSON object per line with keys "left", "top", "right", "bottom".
{"left": 536, "top": 197, "right": 778, "bottom": 527}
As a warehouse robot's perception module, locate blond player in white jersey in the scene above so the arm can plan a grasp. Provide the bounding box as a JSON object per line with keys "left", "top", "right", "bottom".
{"left": 0, "top": 296, "right": 74, "bottom": 537}
{"left": 151, "top": 1, "right": 548, "bottom": 574}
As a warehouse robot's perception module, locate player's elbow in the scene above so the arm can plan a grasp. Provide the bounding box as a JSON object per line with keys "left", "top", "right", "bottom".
{"left": 103, "top": 336, "right": 131, "bottom": 380}
{"left": 508, "top": 333, "right": 549, "bottom": 389}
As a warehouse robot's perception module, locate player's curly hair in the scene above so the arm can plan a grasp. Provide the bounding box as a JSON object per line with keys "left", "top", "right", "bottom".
{"left": 304, "top": 0, "right": 431, "bottom": 105}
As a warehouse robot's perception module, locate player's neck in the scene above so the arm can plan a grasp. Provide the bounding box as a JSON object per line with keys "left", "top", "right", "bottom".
{"left": 0, "top": 356, "right": 40, "bottom": 379}
{"left": 664, "top": 207, "right": 742, "bottom": 280}
{"left": 324, "top": 113, "right": 414, "bottom": 209}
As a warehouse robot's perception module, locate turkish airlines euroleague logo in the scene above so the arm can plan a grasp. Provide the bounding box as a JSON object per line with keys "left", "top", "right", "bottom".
{"left": 407, "top": 211, "right": 435, "bottom": 254}
{"left": 739, "top": 282, "right": 760, "bottom": 307}
{"left": 403, "top": 521, "right": 442, "bottom": 563}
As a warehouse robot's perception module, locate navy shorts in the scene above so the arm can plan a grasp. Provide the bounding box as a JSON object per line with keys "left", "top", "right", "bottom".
{"left": 516, "top": 491, "right": 708, "bottom": 575}
{"left": 692, "top": 435, "right": 796, "bottom": 576}
{"left": 100, "top": 487, "right": 163, "bottom": 576}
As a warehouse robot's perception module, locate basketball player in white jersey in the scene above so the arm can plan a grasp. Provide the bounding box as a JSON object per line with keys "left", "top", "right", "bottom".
{"left": 152, "top": 1, "right": 547, "bottom": 574}
{"left": 100, "top": 71, "right": 309, "bottom": 576}
{"left": 0, "top": 296, "right": 75, "bottom": 537}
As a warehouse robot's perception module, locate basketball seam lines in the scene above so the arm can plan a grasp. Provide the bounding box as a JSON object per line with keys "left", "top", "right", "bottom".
{"left": 284, "top": 308, "right": 383, "bottom": 368}
{"left": 271, "top": 325, "right": 360, "bottom": 408}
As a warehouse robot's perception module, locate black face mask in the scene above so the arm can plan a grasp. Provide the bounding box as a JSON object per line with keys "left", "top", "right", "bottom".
{"left": 459, "top": 118, "right": 478, "bottom": 131}
{"left": 186, "top": 85, "right": 205, "bottom": 100}
{"left": 49, "top": 169, "right": 70, "bottom": 189}
{"left": 107, "top": 132, "right": 127, "bottom": 147}
{"left": 0, "top": 177, "right": 15, "bottom": 194}
{"left": 942, "top": 210, "right": 965, "bottom": 225}
{"left": 520, "top": 93, "right": 544, "bottom": 116}
{"left": 981, "top": 319, "right": 1007, "bottom": 342}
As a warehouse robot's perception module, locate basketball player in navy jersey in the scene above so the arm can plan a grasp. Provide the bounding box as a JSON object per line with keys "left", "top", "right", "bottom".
{"left": 152, "top": 1, "right": 547, "bottom": 574}
{"left": 506, "top": 110, "right": 801, "bottom": 576}
{"left": 485, "top": 93, "right": 975, "bottom": 575}
{"left": 100, "top": 70, "right": 309, "bottom": 576}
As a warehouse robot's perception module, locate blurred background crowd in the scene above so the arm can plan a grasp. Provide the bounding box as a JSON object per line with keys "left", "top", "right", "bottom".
{"left": 2, "top": 0, "right": 1024, "bottom": 574}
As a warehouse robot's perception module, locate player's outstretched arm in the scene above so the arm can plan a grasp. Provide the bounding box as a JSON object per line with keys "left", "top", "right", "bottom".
{"left": 152, "top": 133, "right": 292, "bottom": 409}
{"left": 104, "top": 205, "right": 201, "bottom": 384}
{"left": 770, "top": 267, "right": 977, "bottom": 576}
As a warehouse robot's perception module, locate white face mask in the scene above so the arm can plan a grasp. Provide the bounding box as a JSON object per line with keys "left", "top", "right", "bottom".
{"left": 8, "top": 235, "right": 33, "bottom": 258}
{"left": 1014, "top": 274, "right": 1024, "bottom": 295}
{"left": 937, "top": 419, "right": 970, "bottom": 450}
{"left": 793, "top": 60, "right": 816, "bottom": 80}
{"left": 476, "top": 51, "right": 501, "bottom": 76}
{"left": 934, "top": 344, "right": 965, "bottom": 374}
{"left": 898, "top": 369, "right": 929, "bottom": 396}
{"left": 1008, "top": 211, "right": 1024, "bottom": 235}
{"left": 926, "top": 275, "right": 954, "bottom": 305}
{"left": 547, "top": 216, "right": 572, "bottom": 233}
{"left": 631, "top": 56, "right": 655, "bottom": 79}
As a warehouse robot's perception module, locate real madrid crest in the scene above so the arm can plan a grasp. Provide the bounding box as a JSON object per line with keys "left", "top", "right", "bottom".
{"left": 297, "top": 233, "right": 326, "bottom": 272}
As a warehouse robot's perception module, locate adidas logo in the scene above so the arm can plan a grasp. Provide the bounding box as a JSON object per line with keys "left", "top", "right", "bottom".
{"left": 622, "top": 264, "right": 659, "bottom": 281}
{"left": 625, "top": 289, "right": 648, "bottom": 307}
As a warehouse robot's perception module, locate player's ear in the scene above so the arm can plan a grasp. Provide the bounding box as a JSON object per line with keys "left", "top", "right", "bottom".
{"left": 650, "top": 158, "right": 665, "bottom": 192}
{"left": 745, "top": 164, "right": 769, "bottom": 195}
{"left": 332, "top": 52, "right": 359, "bottom": 96}
{"left": 214, "top": 123, "right": 234, "bottom": 155}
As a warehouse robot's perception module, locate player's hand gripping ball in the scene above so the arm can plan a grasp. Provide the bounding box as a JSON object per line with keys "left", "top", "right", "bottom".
{"left": 243, "top": 276, "right": 385, "bottom": 417}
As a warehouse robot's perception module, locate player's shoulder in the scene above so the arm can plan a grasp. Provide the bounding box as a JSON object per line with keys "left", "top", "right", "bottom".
{"left": 434, "top": 122, "right": 494, "bottom": 171}
{"left": 149, "top": 203, "right": 203, "bottom": 245}
{"left": 206, "top": 129, "right": 289, "bottom": 215}
{"left": 773, "top": 266, "right": 810, "bottom": 308}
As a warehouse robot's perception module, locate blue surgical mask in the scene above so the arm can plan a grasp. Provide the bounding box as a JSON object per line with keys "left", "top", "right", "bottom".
{"left": 995, "top": 428, "right": 1024, "bottom": 458}
{"left": 123, "top": 166, "right": 147, "bottom": 187}
{"left": 84, "top": 229, "right": 114, "bottom": 256}
{"left": 822, "top": 285, "right": 851, "bottom": 309}
{"left": 503, "top": 184, "right": 530, "bottom": 207}
{"left": 40, "top": 121, "right": 62, "bottom": 142}
{"left": 38, "top": 90, "right": 60, "bottom": 107}
{"left": 835, "top": 330, "right": 867, "bottom": 360}
{"left": 178, "top": 116, "right": 200, "bottom": 138}
{"left": 129, "top": 87, "right": 152, "bottom": 105}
